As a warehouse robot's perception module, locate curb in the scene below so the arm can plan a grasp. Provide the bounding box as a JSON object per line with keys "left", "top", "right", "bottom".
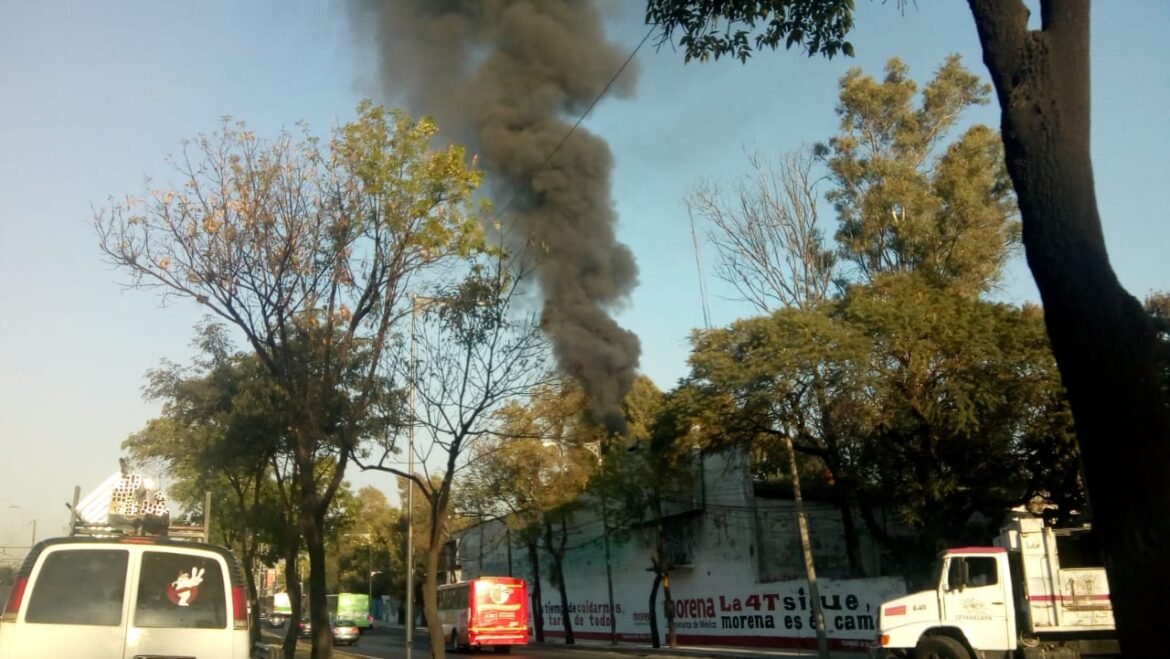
{"left": 530, "top": 639, "right": 867, "bottom": 659}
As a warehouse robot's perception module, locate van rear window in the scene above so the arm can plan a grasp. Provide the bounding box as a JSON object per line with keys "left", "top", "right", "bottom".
{"left": 134, "top": 551, "right": 226, "bottom": 629}
{"left": 25, "top": 549, "right": 129, "bottom": 626}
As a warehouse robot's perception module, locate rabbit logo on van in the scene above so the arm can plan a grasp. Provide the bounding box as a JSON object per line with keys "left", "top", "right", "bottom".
{"left": 167, "top": 566, "right": 206, "bottom": 606}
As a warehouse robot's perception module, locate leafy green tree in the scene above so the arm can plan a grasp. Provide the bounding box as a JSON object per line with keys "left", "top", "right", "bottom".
{"left": 684, "top": 305, "right": 876, "bottom": 575}
{"left": 96, "top": 102, "right": 487, "bottom": 659}
{"left": 839, "top": 276, "right": 1080, "bottom": 561}
{"left": 355, "top": 255, "right": 551, "bottom": 659}
{"left": 646, "top": 1, "right": 1170, "bottom": 647}
{"left": 327, "top": 486, "right": 401, "bottom": 613}
{"left": 459, "top": 380, "right": 598, "bottom": 643}
{"left": 591, "top": 376, "right": 700, "bottom": 649}
{"left": 684, "top": 54, "right": 1028, "bottom": 577}
{"left": 686, "top": 275, "right": 1081, "bottom": 571}
{"left": 821, "top": 56, "right": 1018, "bottom": 294}
{"left": 123, "top": 323, "right": 292, "bottom": 647}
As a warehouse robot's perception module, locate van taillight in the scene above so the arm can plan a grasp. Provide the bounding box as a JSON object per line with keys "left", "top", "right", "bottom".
{"left": 2, "top": 577, "right": 27, "bottom": 621}
{"left": 232, "top": 586, "right": 248, "bottom": 629}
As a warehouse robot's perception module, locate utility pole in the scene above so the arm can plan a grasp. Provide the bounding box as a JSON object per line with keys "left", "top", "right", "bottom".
{"left": 405, "top": 295, "right": 425, "bottom": 659}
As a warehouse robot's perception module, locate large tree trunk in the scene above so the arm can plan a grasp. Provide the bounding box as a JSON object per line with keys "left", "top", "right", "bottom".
{"left": 969, "top": 1, "right": 1170, "bottom": 652}
{"left": 301, "top": 495, "right": 333, "bottom": 659}
{"left": 837, "top": 499, "right": 865, "bottom": 578}
{"left": 242, "top": 537, "right": 261, "bottom": 648}
{"left": 423, "top": 490, "right": 454, "bottom": 659}
{"left": 544, "top": 518, "right": 574, "bottom": 644}
{"left": 648, "top": 571, "right": 662, "bottom": 649}
{"left": 661, "top": 570, "right": 677, "bottom": 648}
{"left": 527, "top": 537, "right": 545, "bottom": 642}
{"left": 424, "top": 538, "right": 445, "bottom": 659}
{"left": 281, "top": 541, "right": 302, "bottom": 659}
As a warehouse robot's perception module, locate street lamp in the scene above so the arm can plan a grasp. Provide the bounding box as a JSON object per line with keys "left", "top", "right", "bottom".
{"left": 405, "top": 295, "right": 428, "bottom": 659}
{"left": 405, "top": 294, "right": 449, "bottom": 659}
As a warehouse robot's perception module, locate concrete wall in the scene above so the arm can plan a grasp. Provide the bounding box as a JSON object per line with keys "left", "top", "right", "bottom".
{"left": 455, "top": 447, "right": 905, "bottom": 651}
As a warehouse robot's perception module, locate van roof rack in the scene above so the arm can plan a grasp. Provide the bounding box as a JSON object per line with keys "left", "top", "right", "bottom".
{"left": 66, "top": 460, "right": 211, "bottom": 543}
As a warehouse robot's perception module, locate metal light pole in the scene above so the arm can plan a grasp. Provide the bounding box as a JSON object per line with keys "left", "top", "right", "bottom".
{"left": 405, "top": 294, "right": 454, "bottom": 658}
{"left": 405, "top": 295, "right": 423, "bottom": 659}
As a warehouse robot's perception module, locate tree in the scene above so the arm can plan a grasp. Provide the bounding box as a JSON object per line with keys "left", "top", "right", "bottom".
{"left": 96, "top": 102, "right": 487, "bottom": 659}
{"left": 647, "top": 2, "right": 1170, "bottom": 648}
{"left": 840, "top": 276, "right": 1082, "bottom": 557}
{"left": 685, "top": 275, "right": 1083, "bottom": 570}
{"left": 684, "top": 305, "right": 877, "bottom": 574}
{"left": 686, "top": 147, "right": 837, "bottom": 312}
{"left": 123, "top": 323, "right": 292, "bottom": 648}
{"left": 356, "top": 255, "right": 552, "bottom": 659}
{"left": 328, "top": 486, "right": 401, "bottom": 617}
{"left": 459, "top": 382, "right": 599, "bottom": 643}
{"left": 820, "top": 55, "right": 1018, "bottom": 295}
{"left": 683, "top": 54, "right": 1027, "bottom": 576}
{"left": 590, "top": 376, "right": 696, "bottom": 650}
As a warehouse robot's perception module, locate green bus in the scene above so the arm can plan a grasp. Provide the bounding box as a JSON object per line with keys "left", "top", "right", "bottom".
{"left": 327, "top": 593, "right": 371, "bottom": 629}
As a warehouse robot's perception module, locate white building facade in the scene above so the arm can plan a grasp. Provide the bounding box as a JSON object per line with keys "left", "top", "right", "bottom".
{"left": 454, "top": 448, "right": 906, "bottom": 652}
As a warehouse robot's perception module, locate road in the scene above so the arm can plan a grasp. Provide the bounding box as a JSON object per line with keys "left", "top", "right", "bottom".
{"left": 260, "top": 624, "right": 863, "bottom": 659}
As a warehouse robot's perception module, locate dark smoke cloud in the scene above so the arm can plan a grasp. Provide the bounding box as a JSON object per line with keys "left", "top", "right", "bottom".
{"left": 350, "top": 1, "right": 641, "bottom": 434}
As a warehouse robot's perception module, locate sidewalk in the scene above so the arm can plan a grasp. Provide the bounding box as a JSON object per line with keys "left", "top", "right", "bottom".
{"left": 533, "top": 637, "right": 867, "bottom": 659}
{"left": 256, "top": 624, "right": 870, "bottom": 659}
{"left": 368, "top": 622, "right": 869, "bottom": 659}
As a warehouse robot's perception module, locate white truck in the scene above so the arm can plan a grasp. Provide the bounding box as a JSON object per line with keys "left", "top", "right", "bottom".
{"left": 872, "top": 510, "right": 1119, "bottom": 658}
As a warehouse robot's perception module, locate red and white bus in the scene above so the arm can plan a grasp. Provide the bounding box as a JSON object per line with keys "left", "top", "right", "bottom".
{"left": 437, "top": 577, "right": 529, "bottom": 653}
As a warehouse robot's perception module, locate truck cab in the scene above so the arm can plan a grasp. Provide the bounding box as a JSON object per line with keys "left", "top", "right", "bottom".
{"left": 872, "top": 511, "right": 1118, "bottom": 659}
{"left": 876, "top": 548, "right": 1015, "bottom": 657}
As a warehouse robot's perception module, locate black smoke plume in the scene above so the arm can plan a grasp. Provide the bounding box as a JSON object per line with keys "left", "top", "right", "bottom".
{"left": 351, "top": 1, "right": 641, "bottom": 434}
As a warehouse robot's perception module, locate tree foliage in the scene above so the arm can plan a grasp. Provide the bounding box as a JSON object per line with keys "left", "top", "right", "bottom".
{"left": 97, "top": 101, "right": 487, "bottom": 659}
{"left": 326, "top": 487, "right": 401, "bottom": 606}
{"left": 650, "top": 3, "right": 1170, "bottom": 650}
{"left": 678, "top": 55, "right": 1077, "bottom": 572}
{"left": 822, "top": 56, "right": 1018, "bottom": 294}
{"left": 355, "top": 252, "right": 552, "bottom": 659}
{"left": 686, "top": 147, "right": 836, "bottom": 312}
{"left": 646, "top": 0, "right": 860, "bottom": 61}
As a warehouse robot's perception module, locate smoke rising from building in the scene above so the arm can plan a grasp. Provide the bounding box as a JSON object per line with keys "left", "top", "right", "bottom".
{"left": 351, "top": 1, "right": 641, "bottom": 433}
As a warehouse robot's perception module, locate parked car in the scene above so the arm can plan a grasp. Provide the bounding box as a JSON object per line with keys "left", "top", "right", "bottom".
{"left": 331, "top": 619, "right": 361, "bottom": 646}
{"left": 0, "top": 535, "right": 253, "bottom": 659}
{"left": 297, "top": 616, "right": 312, "bottom": 637}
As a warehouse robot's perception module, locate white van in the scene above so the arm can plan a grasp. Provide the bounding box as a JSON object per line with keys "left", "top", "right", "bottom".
{"left": 0, "top": 535, "right": 253, "bottom": 658}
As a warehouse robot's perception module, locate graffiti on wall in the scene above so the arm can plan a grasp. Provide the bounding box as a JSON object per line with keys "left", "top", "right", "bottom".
{"left": 538, "top": 577, "right": 905, "bottom": 648}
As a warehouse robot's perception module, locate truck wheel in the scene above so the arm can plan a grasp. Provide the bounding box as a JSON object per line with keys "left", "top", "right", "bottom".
{"left": 914, "top": 635, "right": 970, "bottom": 659}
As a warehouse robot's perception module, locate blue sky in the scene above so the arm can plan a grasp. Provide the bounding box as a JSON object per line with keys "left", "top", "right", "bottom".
{"left": 1, "top": 1, "right": 1166, "bottom": 545}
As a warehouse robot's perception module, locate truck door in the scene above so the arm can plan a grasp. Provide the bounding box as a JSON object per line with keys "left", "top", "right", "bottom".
{"left": 940, "top": 554, "right": 1013, "bottom": 651}
{"left": 122, "top": 549, "right": 236, "bottom": 659}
